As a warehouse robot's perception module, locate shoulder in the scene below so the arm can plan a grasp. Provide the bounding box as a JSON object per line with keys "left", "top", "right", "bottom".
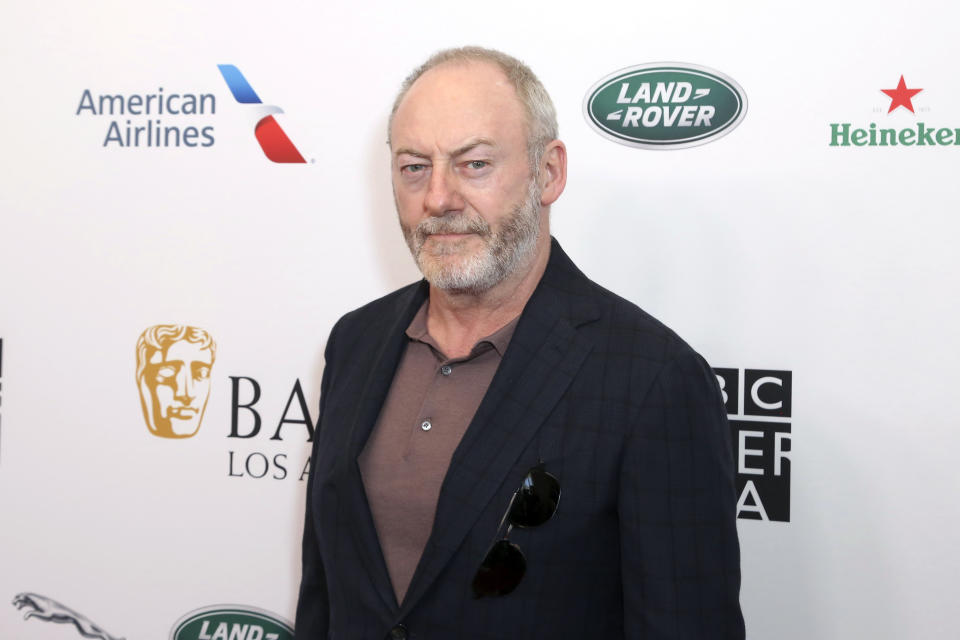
{"left": 549, "top": 250, "right": 718, "bottom": 407}
{"left": 544, "top": 237, "right": 699, "bottom": 367}
{"left": 569, "top": 266, "right": 703, "bottom": 369}
{"left": 566, "top": 279, "right": 727, "bottom": 454}
{"left": 335, "top": 280, "right": 425, "bottom": 332}
{"left": 323, "top": 280, "right": 427, "bottom": 359}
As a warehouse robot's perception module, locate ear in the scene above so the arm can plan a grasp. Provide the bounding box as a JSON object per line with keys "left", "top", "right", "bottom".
{"left": 538, "top": 140, "right": 567, "bottom": 207}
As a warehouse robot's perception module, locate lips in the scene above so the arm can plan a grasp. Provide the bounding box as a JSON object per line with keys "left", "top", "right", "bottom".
{"left": 418, "top": 224, "right": 488, "bottom": 252}
{"left": 426, "top": 232, "right": 474, "bottom": 240}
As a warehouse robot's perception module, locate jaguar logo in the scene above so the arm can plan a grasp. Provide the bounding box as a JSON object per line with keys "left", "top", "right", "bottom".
{"left": 12, "top": 592, "right": 125, "bottom": 640}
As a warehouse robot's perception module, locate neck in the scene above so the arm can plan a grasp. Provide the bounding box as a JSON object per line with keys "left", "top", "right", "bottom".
{"left": 426, "top": 234, "right": 551, "bottom": 358}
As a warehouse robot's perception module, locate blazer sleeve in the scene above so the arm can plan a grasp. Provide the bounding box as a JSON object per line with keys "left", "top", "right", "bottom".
{"left": 294, "top": 324, "right": 340, "bottom": 639}
{"left": 618, "top": 346, "right": 745, "bottom": 639}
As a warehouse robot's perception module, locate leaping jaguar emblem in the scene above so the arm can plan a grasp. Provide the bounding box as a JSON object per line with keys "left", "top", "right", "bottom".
{"left": 12, "top": 592, "right": 125, "bottom": 640}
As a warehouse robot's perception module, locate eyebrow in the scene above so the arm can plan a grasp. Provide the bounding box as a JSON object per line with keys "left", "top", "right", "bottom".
{"left": 394, "top": 138, "right": 497, "bottom": 160}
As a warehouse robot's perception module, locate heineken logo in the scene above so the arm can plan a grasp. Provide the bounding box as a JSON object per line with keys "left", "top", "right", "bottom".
{"left": 829, "top": 74, "right": 959, "bottom": 147}
{"left": 881, "top": 75, "right": 923, "bottom": 114}
{"left": 170, "top": 606, "right": 293, "bottom": 640}
{"left": 583, "top": 63, "right": 748, "bottom": 149}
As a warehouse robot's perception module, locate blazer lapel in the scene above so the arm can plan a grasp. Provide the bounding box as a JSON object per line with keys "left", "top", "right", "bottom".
{"left": 330, "top": 280, "right": 428, "bottom": 612}
{"left": 399, "top": 240, "right": 600, "bottom": 616}
{"left": 336, "top": 281, "right": 428, "bottom": 472}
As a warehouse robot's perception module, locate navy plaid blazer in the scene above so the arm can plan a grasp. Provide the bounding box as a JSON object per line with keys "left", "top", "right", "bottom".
{"left": 295, "top": 238, "right": 745, "bottom": 639}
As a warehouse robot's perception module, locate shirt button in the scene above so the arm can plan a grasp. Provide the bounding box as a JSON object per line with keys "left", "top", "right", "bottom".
{"left": 421, "top": 420, "right": 432, "bottom": 431}
{"left": 387, "top": 624, "right": 408, "bottom": 640}
{"left": 440, "top": 365, "right": 453, "bottom": 376}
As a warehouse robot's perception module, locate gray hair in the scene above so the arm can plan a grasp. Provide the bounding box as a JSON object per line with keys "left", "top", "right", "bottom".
{"left": 388, "top": 46, "right": 559, "bottom": 172}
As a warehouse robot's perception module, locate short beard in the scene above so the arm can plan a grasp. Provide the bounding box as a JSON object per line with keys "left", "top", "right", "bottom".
{"left": 401, "top": 179, "right": 542, "bottom": 294}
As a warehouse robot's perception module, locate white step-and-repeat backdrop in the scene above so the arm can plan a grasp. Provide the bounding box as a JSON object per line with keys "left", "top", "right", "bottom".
{"left": 2, "top": 1, "right": 957, "bottom": 638}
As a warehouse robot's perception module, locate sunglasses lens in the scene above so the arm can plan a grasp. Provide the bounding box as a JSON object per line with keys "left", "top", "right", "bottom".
{"left": 507, "top": 468, "right": 560, "bottom": 528}
{"left": 472, "top": 540, "right": 526, "bottom": 598}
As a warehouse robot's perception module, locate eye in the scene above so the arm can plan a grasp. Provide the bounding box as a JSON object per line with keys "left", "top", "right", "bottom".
{"left": 156, "top": 366, "right": 176, "bottom": 380}
{"left": 194, "top": 365, "right": 211, "bottom": 379}
{"left": 466, "top": 160, "right": 488, "bottom": 170}
{"left": 401, "top": 163, "right": 427, "bottom": 174}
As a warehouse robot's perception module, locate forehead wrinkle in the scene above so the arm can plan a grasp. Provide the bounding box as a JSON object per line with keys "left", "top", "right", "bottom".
{"left": 451, "top": 138, "right": 498, "bottom": 157}
{"left": 394, "top": 137, "right": 499, "bottom": 161}
{"left": 393, "top": 147, "right": 430, "bottom": 159}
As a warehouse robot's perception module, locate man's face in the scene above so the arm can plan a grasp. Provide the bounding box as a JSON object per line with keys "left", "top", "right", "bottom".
{"left": 139, "top": 340, "right": 213, "bottom": 438}
{"left": 390, "top": 61, "right": 543, "bottom": 293}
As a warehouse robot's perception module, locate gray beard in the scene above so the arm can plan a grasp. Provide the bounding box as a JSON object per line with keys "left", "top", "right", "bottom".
{"left": 401, "top": 180, "right": 542, "bottom": 294}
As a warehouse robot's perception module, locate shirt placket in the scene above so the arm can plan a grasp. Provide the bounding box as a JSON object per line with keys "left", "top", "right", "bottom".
{"left": 410, "top": 345, "right": 491, "bottom": 451}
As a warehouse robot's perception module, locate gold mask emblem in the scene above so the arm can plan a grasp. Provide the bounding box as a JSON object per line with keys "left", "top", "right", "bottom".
{"left": 135, "top": 325, "right": 216, "bottom": 438}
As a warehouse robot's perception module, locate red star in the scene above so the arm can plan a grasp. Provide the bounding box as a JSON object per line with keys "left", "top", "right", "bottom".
{"left": 881, "top": 75, "right": 923, "bottom": 114}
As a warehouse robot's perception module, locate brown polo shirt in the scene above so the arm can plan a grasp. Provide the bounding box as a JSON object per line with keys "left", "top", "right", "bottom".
{"left": 358, "top": 300, "right": 519, "bottom": 604}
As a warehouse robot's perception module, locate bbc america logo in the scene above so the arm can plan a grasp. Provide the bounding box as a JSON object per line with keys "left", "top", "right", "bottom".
{"left": 714, "top": 368, "right": 792, "bottom": 523}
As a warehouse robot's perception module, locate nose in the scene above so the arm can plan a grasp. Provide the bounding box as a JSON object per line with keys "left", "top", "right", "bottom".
{"left": 174, "top": 367, "right": 195, "bottom": 404}
{"left": 424, "top": 164, "right": 463, "bottom": 217}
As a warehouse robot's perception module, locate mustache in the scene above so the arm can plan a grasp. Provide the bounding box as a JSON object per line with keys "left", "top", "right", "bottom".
{"left": 414, "top": 214, "right": 491, "bottom": 241}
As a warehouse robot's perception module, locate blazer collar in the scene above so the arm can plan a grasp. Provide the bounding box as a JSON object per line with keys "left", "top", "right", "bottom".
{"left": 332, "top": 278, "right": 428, "bottom": 611}
{"left": 334, "top": 238, "right": 601, "bottom": 614}
{"left": 400, "top": 237, "right": 600, "bottom": 614}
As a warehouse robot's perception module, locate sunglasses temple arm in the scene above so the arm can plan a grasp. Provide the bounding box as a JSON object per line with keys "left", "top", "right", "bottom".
{"left": 488, "top": 490, "right": 518, "bottom": 547}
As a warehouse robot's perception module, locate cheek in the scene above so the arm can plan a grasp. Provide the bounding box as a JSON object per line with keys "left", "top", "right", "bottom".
{"left": 469, "top": 174, "right": 525, "bottom": 210}
{"left": 394, "top": 190, "right": 422, "bottom": 221}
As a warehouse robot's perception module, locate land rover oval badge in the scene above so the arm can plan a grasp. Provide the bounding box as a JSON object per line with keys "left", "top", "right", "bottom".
{"left": 583, "top": 63, "right": 747, "bottom": 149}
{"left": 170, "top": 605, "right": 294, "bottom": 640}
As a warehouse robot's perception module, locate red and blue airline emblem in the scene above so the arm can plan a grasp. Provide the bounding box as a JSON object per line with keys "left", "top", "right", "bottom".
{"left": 217, "top": 64, "right": 306, "bottom": 163}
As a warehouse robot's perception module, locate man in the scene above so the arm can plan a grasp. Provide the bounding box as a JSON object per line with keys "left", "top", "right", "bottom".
{"left": 296, "top": 47, "right": 744, "bottom": 639}
{"left": 135, "top": 324, "right": 216, "bottom": 438}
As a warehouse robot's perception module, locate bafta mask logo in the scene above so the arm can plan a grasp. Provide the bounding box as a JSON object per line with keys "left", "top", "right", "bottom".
{"left": 136, "top": 325, "right": 216, "bottom": 439}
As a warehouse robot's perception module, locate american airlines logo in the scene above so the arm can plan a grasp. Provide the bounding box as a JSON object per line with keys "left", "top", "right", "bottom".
{"left": 217, "top": 64, "right": 307, "bottom": 163}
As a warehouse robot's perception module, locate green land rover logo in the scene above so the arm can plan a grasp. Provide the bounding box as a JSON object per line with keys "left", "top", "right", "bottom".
{"left": 584, "top": 63, "right": 748, "bottom": 149}
{"left": 170, "top": 605, "right": 294, "bottom": 640}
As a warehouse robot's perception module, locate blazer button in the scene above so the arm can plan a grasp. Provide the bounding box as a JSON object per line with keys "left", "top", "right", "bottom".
{"left": 387, "top": 624, "right": 408, "bottom": 640}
